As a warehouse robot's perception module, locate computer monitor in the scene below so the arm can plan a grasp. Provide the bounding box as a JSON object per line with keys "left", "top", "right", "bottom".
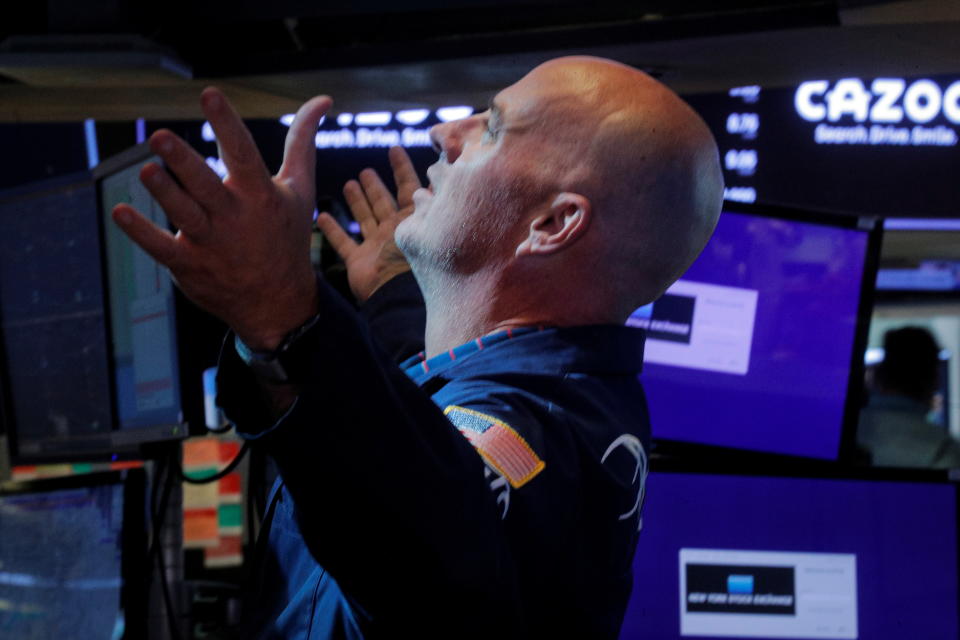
{"left": 621, "top": 466, "right": 959, "bottom": 640}
{"left": 0, "top": 470, "right": 147, "bottom": 639}
{"left": 634, "top": 201, "right": 881, "bottom": 460}
{"left": 95, "top": 145, "right": 186, "bottom": 435}
{"left": 0, "top": 173, "right": 117, "bottom": 462}
{"left": 0, "top": 147, "right": 215, "bottom": 463}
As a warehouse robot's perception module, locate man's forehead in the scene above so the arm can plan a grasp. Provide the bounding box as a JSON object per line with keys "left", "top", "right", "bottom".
{"left": 492, "top": 70, "right": 587, "bottom": 126}
{"left": 498, "top": 57, "right": 664, "bottom": 117}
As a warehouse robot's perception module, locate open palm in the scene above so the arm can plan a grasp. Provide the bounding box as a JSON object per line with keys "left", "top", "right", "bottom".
{"left": 316, "top": 146, "right": 421, "bottom": 303}
{"left": 112, "top": 88, "right": 332, "bottom": 351}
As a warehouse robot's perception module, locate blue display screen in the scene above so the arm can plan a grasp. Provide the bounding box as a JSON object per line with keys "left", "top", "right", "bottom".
{"left": 634, "top": 209, "right": 870, "bottom": 459}
{"left": 621, "top": 471, "right": 959, "bottom": 640}
{"left": 0, "top": 482, "right": 126, "bottom": 638}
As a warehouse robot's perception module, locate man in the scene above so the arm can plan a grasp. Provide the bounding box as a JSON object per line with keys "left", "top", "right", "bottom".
{"left": 114, "top": 56, "right": 722, "bottom": 637}
{"left": 859, "top": 326, "right": 960, "bottom": 468}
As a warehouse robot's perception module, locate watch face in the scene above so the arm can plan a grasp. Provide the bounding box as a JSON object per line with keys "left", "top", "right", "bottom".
{"left": 234, "top": 335, "right": 288, "bottom": 382}
{"left": 234, "top": 312, "right": 321, "bottom": 384}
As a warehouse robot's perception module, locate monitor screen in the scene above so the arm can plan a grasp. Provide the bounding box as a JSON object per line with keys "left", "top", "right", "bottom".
{"left": 634, "top": 204, "right": 875, "bottom": 460}
{"left": 0, "top": 174, "right": 115, "bottom": 458}
{"left": 621, "top": 470, "right": 959, "bottom": 640}
{"left": 0, "top": 147, "right": 198, "bottom": 463}
{"left": 0, "top": 474, "right": 144, "bottom": 639}
{"left": 98, "top": 150, "right": 182, "bottom": 431}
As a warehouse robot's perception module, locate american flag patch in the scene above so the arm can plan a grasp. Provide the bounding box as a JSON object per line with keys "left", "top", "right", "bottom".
{"left": 444, "top": 405, "right": 545, "bottom": 489}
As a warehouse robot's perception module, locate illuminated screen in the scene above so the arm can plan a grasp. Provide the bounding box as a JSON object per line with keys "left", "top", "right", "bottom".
{"left": 687, "top": 74, "right": 960, "bottom": 217}
{"left": 634, "top": 208, "right": 870, "bottom": 459}
{"left": 0, "top": 481, "right": 126, "bottom": 638}
{"left": 620, "top": 471, "right": 959, "bottom": 640}
{"left": 0, "top": 155, "right": 187, "bottom": 462}
{"left": 99, "top": 156, "right": 182, "bottom": 430}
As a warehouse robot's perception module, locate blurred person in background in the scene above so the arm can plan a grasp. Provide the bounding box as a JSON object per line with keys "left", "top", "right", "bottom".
{"left": 858, "top": 326, "right": 960, "bottom": 469}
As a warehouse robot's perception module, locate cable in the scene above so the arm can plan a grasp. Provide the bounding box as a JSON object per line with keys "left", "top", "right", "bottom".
{"left": 147, "top": 454, "right": 166, "bottom": 562}
{"left": 146, "top": 438, "right": 250, "bottom": 639}
{"left": 156, "top": 459, "right": 183, "bottom": 640}
{"left": 204, "top": 422, "right": 234, "bottom": 435}
{"left": 148, "top": 448, "right": 184, "bottom": 640}
{"left": 173, "top": 440, "right": 251, "bottom": 485}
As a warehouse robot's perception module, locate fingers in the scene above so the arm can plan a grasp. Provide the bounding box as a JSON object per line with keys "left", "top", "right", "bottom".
{"left": 342, "top": 152, "right": 415, "bottom": 238}
{"left": 200, "top": 87, "right": 273, "bottom": 193}
{"left": 315, "top": 213, "right": 357, "bottom": 261}
{"left": 388, "top": 146, "right": 422, "bottom": 209}
{"left": 139, "top": 163, "right": 211, "bottom": 241}
{"left": 149, "top": 130, "right": 233, "bottom": 214}
{"left": 343, "top": 179, "right": 378, "bottom": 238}
{"left": 358, "top": 168, "right": 397, "bottom": 223}
{"left": 277, "top": 95, "right": 334, "bottom": 197}
{"left": 112, "top": 204, "right": 180, "bottom": 268}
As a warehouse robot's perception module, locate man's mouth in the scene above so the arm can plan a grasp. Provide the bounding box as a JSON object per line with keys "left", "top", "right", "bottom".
{"left": 426, "top": 165, "right": 441, "bottom": 194}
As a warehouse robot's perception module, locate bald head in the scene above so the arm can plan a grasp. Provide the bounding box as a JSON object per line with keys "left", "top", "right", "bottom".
{"left": 402, "top": 55, "right": 723, "bottom": 330}
{"left": 519, "top": 56, "right": 724, "bottom": 314}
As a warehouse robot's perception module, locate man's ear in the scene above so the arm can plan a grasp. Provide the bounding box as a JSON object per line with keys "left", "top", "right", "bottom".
{"left": 515, "top": 192, "right": 591, "bottom": 257}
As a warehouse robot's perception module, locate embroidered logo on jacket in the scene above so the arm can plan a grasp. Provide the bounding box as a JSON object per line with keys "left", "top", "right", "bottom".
{"left": 601, "top": 433, "right": 648, "bottom": 532}
{"left": 484, "top": 466, "right": 510, "bottom": 519}
{"left": 444, "top": 405, "right": 545, "bottom": 489}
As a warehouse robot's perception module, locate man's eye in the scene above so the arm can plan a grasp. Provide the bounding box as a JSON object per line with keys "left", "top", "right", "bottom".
{"left": 482, "top": 125, "right": 497, "bottom": 143}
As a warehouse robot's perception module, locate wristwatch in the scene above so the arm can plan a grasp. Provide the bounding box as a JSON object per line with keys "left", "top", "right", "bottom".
{"left": 234, "top": 314, "right": 321, "bottom": 383}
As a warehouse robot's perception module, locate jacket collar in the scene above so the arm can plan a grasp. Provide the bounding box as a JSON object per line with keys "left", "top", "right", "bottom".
{"left": 404, "top": 325, "right": 645, "bottom": 385}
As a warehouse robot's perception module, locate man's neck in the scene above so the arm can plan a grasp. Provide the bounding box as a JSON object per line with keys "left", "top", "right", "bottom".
{"left": 414, "top": 266, "right": 620, "bottom": 359}
{"left": 415, "top": 269, "right": 535, "bottom": 358}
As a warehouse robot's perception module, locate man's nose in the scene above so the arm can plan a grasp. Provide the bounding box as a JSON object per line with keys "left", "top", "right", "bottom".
{"left": 429, "top": 115, "right": 482, "bottom": 163}
{"left": 429, "top": 121, "right": 461, "bottom": 163}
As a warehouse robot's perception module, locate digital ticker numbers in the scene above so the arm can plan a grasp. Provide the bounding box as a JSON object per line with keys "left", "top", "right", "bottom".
{"left": 690, "top": 73, "right": 960, "bottom": 216}
{"left": 722, "top": 85, "right": 761, "bottom": 204}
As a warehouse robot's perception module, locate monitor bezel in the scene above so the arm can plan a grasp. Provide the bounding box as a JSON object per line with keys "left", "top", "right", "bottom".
{"left": 649, "top": 446, "right": 953, "bottom": 483}
{"left": 647, "top": 199, "right": 883, "bottom": 464}
{"left": 874, "top": 288, "right": 960, "bottom": 302}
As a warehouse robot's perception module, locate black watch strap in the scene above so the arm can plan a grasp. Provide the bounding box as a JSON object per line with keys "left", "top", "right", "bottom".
{"left": 234, "top": 313, "right": 321, "bottom": 383}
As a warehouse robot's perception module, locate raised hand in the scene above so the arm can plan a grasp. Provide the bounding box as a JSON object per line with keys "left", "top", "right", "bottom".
{"left": 112, "top": 88, "right": 331, "bottom": 351}
{"left": 316, "top": 146, "right": 420, "bottom": 303}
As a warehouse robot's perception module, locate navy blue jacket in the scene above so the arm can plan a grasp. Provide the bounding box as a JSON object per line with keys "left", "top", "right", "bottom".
{"left": 217, "top": 273, "right": 650, "bottom": 638}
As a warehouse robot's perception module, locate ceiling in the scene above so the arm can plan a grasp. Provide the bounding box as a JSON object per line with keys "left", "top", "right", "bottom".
{"left": 0, "top": 0, "right": 958, "bottom": 121}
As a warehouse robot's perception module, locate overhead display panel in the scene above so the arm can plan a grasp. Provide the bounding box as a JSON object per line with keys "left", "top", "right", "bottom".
{"left": 686, "top": 74, "right": 960, "bottom": 217}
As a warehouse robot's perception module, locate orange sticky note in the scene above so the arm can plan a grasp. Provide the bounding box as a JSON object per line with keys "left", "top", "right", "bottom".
{"left": 183, "top": 507, "right": 218, "bottom": 548}
{"left": 219, "top": 440, "right": 241, "bottom": 463}
{"left": 183, "top": 438, "right": 220, "bottom": 469}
